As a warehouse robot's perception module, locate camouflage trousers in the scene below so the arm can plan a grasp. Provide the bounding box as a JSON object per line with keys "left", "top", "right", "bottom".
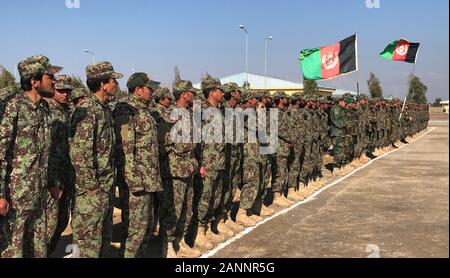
{"left": 312, "top": 139, "right": 322, "bottom": 176}
{"left": 45, "top": 191, "right": 72, "bottom": 255}
{"left": 240, "top": 143, "right": 261, "bottom": 210}
{"left": 72, "top": 189, "right": 114, "bottom": 258}
{"left": 273, "top": 153, "right": 289, "bottom": 193}
{"left": 159, "top": 177, "right": 193, "bottom": 245}
{"left": 343, "top": 135, "right": 354, "bottom": 164}
{"left": 121, "top": 190, "right": 155, "bottom": 258}
{"left": 332, "top": 136, "right": 345, "bottom": 169}
{"left": 288, "top": 143, "right": 304, "bottom": 187}
{"left": 222, "top": 146, "right": 242, "bottom": 214}
{"left": 302, "top": 139, "right": 313, "bottom": 182}
{"left": 1, "top": 206, "right": 47, "bottom": 258}
{"left": 194, "top": 170, "right": 225, "bottom": 226}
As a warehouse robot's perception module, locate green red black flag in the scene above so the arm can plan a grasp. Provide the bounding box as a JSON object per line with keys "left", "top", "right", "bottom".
{"left": 380, "top": 39, "right": 420, "bottom": 63}
{"left": 299, "top": 34, "right": 357, "bottom": 80}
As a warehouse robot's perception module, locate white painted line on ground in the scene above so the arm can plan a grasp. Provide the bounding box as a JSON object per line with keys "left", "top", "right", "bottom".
{"left": 201, "top": 127, "right": 436, "bottom": 258}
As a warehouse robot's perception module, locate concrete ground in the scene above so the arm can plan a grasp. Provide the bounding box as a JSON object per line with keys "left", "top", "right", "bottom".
{"left": 210, "top": 118, "right": 449, "bottom": 258}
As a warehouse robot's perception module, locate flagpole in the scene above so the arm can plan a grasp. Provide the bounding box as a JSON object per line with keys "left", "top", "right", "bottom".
{"left": 355, "top": 33, "right": 360, "bottom": 96}
{"left": 400, "top": 55, "right": 418, "bottom": 120}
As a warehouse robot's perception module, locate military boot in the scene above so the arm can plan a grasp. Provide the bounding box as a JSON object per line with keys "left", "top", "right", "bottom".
{"left": 166, "top": 242, "right": 177, "bottom": 258}
{"left": 205, "top": 225, "right": 226, "bottom": 244}
{"left": 272, "top": 192, "right": 291, "bottom": 208}
{"left": 178, "top": 240, "right": 201, "bottom": 258}
{"left": 235, "top": 208, "right": 256, "bottom": 227}
{"left": 217, "top": 222, "right": 235, "bottom": 238}
{"left": 224, "top": 218, "right": 245, "bottom": 233}
{"left": 249, "top": 214, "right": 263, "bottom": 222}
{"left": 260, "top": 204, "right": 274, "bottom": 216}
{"left": 194, "top": 227, "right": 214, "bottom": 250}
{"left": 287, "top": 188, "right": 304, "bottom": 201}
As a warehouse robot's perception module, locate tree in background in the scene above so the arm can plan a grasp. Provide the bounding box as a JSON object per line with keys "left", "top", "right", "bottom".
{"left": 407, "top": 75, "right": 428, "bottom": 104}
{"left": 433, "top": 97, "right": 442, "bottom": 107}
{"left": 0, "top": 66, "right": 20, "bottom": 92}
{"left": 367, "top": 72, "right": 383, "bottom": 99}
{"left": 303, "top": 80, "right": 320, "bottom": 97}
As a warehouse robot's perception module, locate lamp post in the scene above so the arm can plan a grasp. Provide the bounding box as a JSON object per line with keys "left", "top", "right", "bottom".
{"left": 264, "top": 36, "right": 273, "bottom": 89}
{"left": 83, "top": 49, "right": 95, "bottom": 65}
{"left": 239, "top": 24, "right": 249, "bottom": 88}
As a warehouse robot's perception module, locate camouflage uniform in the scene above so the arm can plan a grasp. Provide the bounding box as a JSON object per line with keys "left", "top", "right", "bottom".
{"left": 114, "top": 73, "right": 163, "bottom": 258}
{"left": 330, "top": 101, "right": 347, "bottom": 169}
{"left": 288, "top": 100, "right": 305, "bottom": 187}
{"left": 194, "top": 76, "right": 226, "bottom": 228}
{"left": 69, "top": 62, "right": 123, "bottom": 258}
{"left": 158, "top": 80, "right": 199, "bottom": 247}
{"left": 44, "top": 75, "right": 75, "bottom": 255}
{"left": 0, "top": 55, "right": 61, "bottom": 257}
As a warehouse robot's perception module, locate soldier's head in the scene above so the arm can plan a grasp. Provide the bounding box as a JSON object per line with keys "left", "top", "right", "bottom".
{"left": 240, "top": 89, "right": 258, "bottom": 108}
{"left": 126, "top": 72, "right": 160, "bottom": 103}
{"left": 223, "top": 82, "right": 241, "bottom": 100}
{"left": 173, "top": 80, "right": 197, "bottom": 107}
{"left": 18, "top": 54, "right": 63, "bottom": 97}
{"left": 86, "top": 61, "right": 123, "bottom": 97}
{"left": 154, "top": 87, "right": 173, "bottom": 108}
{"left": 201, "top": 74, "right": 224, "bottom": 105}
{"left": 53, "top": 75, "right": 73, "bottom": 106}
{"left": 71, "top": 87, "right": 89, "bottom": 108}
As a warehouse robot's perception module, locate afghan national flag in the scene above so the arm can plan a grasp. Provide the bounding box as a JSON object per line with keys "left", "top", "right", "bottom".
{"left": 299, "top": 34, "right": 357, "bottom": 80}
{"left": 380, "top": 39, "right": 420, "bottom": 63}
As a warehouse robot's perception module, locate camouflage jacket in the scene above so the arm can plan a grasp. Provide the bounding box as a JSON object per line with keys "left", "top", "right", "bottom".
{"left": 159, "top": 103, "right": 199, "bottom": 179}
{"left": 150, "top": 103, "right": 168, "bottom": 124}
{"left": 113, "top": 95, "right": 162, "bottom": 193}
{"left": 277, "top": 107, "right": 293, "bottom": 157}
{"left": 199, "top": 101, "right": 226, "bottom": 173}
{"left": 289, "top": 106, "right": 305, "bottom": 147}
{"left": 46, "top": 98, "right": 72, "bottom": 190}
{"left": 330, "top": 104, "right": 346, "bottom": 137}
{"left": 70, "top": 94, "right": 115, "bottom": 193}
{"left": 0, "top": 93, "right": 50, "bottom": 209}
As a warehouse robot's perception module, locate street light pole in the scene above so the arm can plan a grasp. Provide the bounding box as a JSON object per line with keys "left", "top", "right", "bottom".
{"left": 239, "top": 25, "right": 248, "bottom": 88}
{"left": 83, "top": 49, "right": 95, "bottom": 65}
{"left": 264, "top": 36, "right": 272, "bottom": 89}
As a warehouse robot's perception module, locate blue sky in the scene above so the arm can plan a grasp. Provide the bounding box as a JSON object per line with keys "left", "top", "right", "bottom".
{"left": 0, "top": 0, "right": 448, "bottom": 101}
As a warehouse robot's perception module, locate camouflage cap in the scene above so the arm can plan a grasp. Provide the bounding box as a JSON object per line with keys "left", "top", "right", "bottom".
{"left": 18, "top": 54, "right": 63, "bottom": 79}
{"left": 154, "top": 86, "right": 173, "bottom": 100}
{"left": 54, "top": 75, "right": 73, "bottom": 90}
{"left": 126, "top": 72, "right": 160, "bottom": 91}
{"left": 223, "top": 82, "right": 241, "bottom": 94}
{"left": 172, "top": 80, "right": 197, "bottom": 94}
{"left": 201, "top": 74, "right": 223, "bottom": 91}
{"left": 86, "top": 61, "right": 123, "bottom": 80}
{"left": 70, "top": 87, "right": 89, "bottom": 101}
{"left": 240, "top": 88, "right": 255, "bottom": 103}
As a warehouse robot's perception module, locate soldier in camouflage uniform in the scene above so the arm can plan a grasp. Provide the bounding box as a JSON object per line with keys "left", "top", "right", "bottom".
{"left": 271, "top": 91, "right": 302, "bottom": 205}
{"left": 193, "top": 75, "right": 229, "bottom": 248}
{"left": 44, "top": 75, "right": 75, "bottom": 255}
{"left": 69, "top": 61, "right": 123, "bottom": 258}
{"left": 0, "top": 55, "right": 62, "bottom": 257}
{"left": 158, "top": 80, "right": 201, "bottom": 258}
{"left": 71, "top": 87, "right": 89, "bottom": 109}
{"left": 151, "top": 87, "right": 173, "bottom": 121}
{"left": 330, "top": 96, "right": 348, "bottom": 174}
{"left": 113, "top": 73, "right": 163, "bottom": 258}
{"left": 220, "top": 83, "right": 245, "bottom": 233}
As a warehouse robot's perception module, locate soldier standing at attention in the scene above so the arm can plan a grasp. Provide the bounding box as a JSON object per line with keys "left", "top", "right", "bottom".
{"left": 0, "top": 54, "right": 62, "bottom": 257}
{"left": 70, "top": 62, "right": 123, "bottom": 258}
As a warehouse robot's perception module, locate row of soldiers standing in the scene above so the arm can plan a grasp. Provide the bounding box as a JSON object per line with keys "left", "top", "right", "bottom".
{"left": 0, "top": 54, "right": 429, "bottom": 258}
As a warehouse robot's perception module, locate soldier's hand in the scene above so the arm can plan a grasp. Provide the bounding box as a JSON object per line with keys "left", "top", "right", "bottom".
{"left": 200, "top": 166, "right": 207, "bottom": 178}
{"left": 49, "top": 187, "right": 63, "bottom": 200}
{"left": 0, "top": 198, "right": 9, "bottom": 216}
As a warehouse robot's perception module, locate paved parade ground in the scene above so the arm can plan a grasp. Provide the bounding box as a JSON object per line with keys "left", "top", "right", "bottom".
{"left": 207, "top": 116, "right": 449, "bottom": 258}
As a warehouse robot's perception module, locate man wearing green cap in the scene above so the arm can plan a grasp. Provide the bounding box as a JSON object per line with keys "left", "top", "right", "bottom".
{"left": 44, "top": 75, "right": 75, "bottom": 255}
{"left": 70, "top": 61, "right": 123, "bottom": 258}
{"left": 0, "top": 54, "right": 62, "bottom": 257}
{"left": 112, "top": 72, "right": 163, "bottom": 258}
{"left": 158, "top": 79, "right": 201, "bottom": 258}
